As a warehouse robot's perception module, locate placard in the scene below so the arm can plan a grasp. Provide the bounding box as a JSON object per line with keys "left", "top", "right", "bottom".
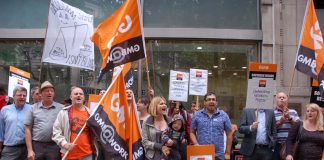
{"left": 310, "top": 80, "right": 324, "bottom": 107}
{"left": 42, "top": 0, "right": 94, "bottom": 70}
{"left": 169, "top": 70, "right": 189, "bottom": 102}
{"left": 245, "top": 63, "right": 277, "bottom": 109}
{"left": 8, "top": 66, "right": 31, "bottom": 103}
{"left": 88, "top": 94, "right": 102, "bottom": 114}
{"left": 187, "top": 144, "right": 215, "bottom": 160}
{"left": 189, "top": 69, "right": 208, "bottom": 96}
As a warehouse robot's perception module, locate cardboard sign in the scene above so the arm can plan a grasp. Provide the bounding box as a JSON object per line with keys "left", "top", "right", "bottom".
{"left": 43, "top": 0, "right": 94, "bottom": 70}
{"left": 189, "top": 69, "right": 208, "bottom": 96}
{"left": 8, "top": 66, "right": 31, "bottom": 103}
{"left": 187, "top": 145, "right": 215, "bottom": 160}
{"left": 245, "top": 63, "right": 277, "bottom": 109}
{"left": 169, "top": 70, "right": 189, "bottom": 102}
{"left": 88, "top": 94, "right": 101, "bottom": 114}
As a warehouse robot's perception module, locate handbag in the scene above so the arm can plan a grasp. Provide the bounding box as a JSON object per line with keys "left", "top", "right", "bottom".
{"left": 280, "top": 121, "right": 303, "bottom": 160}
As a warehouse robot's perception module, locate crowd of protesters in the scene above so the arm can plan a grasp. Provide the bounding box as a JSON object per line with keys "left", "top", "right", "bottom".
{"left": 0, "top": 82, "right": 323, "bottom": 160}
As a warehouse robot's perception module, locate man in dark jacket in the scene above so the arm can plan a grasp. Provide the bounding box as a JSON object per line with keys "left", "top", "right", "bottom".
{"left": 238, "top": 108, "right": 277, "bottom": 160}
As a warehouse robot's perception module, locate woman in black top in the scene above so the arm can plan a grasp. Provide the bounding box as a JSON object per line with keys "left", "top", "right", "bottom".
{"left": 285, "top": 103, "right": 324, "bottom": 160}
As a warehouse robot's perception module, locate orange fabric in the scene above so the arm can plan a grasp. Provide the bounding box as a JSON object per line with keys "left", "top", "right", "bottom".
{"left": 67, "top": 107, "right": 93, "bottom": 159}
{"left": 101, "top": 71, "right": 129, "bottom": 140}
{"left": 127, "top": 92, "right": 143, "bottom": 160}
{"left": 300, "top": 0, "right": 324, "bottom": 77}
{"left": 91, "top": 0, "right": 144, "bottom": 71}
{"left": 112, "top": 63, "right": 131, "bottom": 80}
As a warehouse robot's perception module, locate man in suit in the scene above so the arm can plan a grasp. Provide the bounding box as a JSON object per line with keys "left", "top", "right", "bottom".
{"left": 238, "top": 108, "right": 277, "bottom": 160}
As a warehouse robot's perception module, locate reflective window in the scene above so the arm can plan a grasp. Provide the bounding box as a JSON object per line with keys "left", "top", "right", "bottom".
{"left": 0, "top": 40, "right": 111, "bottom": 102}
{"left": 0, "top": 0, "right": 124, "bottom": 28}
{"left": 143, "top": 0, "right": 259, "bottom": 29}
{"left": 141, "top": 40, "right": 259, "bottom": 122}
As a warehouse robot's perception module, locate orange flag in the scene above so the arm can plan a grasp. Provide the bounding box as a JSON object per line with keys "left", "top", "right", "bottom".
{"left": 87, "top": 66, "right": 144, "bottom": 159}
{"left": 295, "top": 0, "right": 324, "bottom": 95}
{"left": 87, "top": 70, "right": 130, "bottom": 159}
{"left": 127, "top": 92, "right": 144, "bottom": 160}
{"left": 91, "top": 0, "right": 146, "bottom": 82}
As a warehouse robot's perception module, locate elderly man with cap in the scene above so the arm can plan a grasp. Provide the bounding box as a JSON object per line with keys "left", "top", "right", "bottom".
{"left": 25, "top": 81, "right": 64, "bottom": 160}
{"left": 0, "top": 86, "right": 32, "bottom": 160}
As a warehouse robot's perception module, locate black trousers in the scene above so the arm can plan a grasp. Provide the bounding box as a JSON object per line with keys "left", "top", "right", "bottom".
{"left": 245, "top": 145, "right": 273, "bottom": 160}
{"left": 32, "top": 141, "right": 61, "bottom": 160}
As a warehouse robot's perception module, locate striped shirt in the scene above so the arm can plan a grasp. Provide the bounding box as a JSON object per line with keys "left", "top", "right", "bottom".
{"left": 274, "top": 108, "right": 300, "bottom": 143}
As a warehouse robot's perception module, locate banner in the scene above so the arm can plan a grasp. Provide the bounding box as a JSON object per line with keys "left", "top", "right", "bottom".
{"left": 87, "top": 68, "right": 144, "bottom": 160}
{"left": 169, "top": 70, "right": 189, "bottom": 102}
{"left": 87, "top": 94, "right": 102, "bottom": 114}
{"left": 127, "top": 92, "right": 144, "bottom": 160}
{"left": 42, "top": 0, "right": 94, "bottom": 70}
{"left": 245, "top": 63, "right": 277, "bottom": 109}
{"left": 189, "top": 69, "right": 208, "bottom": 96}
{"left": 112, "top": 63, "right": 136, "bottom": 91}
{"left": 91, "top": 0, "right": 146, "bottom": 82}
{"left": 310, "top": 80, "right": 324, "bottom": 107}
{"left": 295, "top": 0, "right": 324, "bottom": 95}
{"left": 8, "top": 66, "right": 31, "bottom": 103}
{"left": 187, "top": 145, "right": 215, "bottom": 160}
{"left": 87, "top": 71, "right": 129, "bottom": 159}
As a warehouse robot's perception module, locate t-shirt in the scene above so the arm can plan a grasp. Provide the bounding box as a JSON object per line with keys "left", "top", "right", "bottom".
{"left": 67, "top": 107, "right": 93, "bottom": 159}
{"left": 0, "top": 96, "right": 7, "bottom": 110}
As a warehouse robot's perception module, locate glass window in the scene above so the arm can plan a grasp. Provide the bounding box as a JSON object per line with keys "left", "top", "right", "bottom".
{"left": 143, "top": 0, "right": 259, "bottom": 29}
{"left": 0, "top": 0, "right": 125, "bottom": 28}
{"left": 0, "top": 40, "right": 111, "bottom": 103}
{"left": 141, "top": 40, "right": 259, "bottom": 122}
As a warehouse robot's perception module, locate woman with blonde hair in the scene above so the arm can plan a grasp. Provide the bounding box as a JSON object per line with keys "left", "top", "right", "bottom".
{"left": 285, "top": 103, "right": 324, "bottom": 160}
{"left": 141, "top": 96, "right": 171, "bottom": 160}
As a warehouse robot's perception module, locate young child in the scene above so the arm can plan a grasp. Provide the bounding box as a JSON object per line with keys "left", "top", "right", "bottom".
{"left": 161, "top": 114, "right": 187, "bottom": 160}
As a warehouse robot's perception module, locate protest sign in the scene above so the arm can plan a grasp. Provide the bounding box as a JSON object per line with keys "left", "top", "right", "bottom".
{"left": 189, "top": 69, "right": 208, "bottom": 96}
{"left": 42, "top": 0, "right": 94, "bottom": 70}
{"left": 187, "top": 144, "right": 215, "bottom": 160}
{"left": 245, "top": 63, "right": 277, "bottom": 109}
{"left": 8, "top": 66, "right": 31, "bottom": 102}
{"left": 169, "top": 70, "right": 189, "bottom": 102}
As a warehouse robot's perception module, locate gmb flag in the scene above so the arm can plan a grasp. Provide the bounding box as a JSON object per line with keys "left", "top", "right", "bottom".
{"left": 127, "top": 90, "right": 145, "bottom": 160}
{"left": 112, "top": 63, "right": 136, "bottom": 91}
{"left": 87, "top": 70, "right": 129, "bottom": 159}
{"left": 91, "top": 0, "right": 146, "bottom": 82}
{"left": 295, "top": 0, "right": 324, "bottom": 95}
{"left": 87, "top": 66, "right": 144, "bottom": 160}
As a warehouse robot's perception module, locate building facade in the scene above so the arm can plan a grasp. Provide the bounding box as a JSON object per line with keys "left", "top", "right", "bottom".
{"left": 0, "top": 0, "right": 322, "bottom": 121}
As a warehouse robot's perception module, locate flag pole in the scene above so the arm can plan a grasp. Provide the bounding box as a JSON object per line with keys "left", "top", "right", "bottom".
{"left": 196, "top": 96, "right": 199, "bottom": 108}
{"left": 137, "top": 0, "right": 151, "bottom": 89}
{"left": 288, "top": 68, "right": 296, "bottom": 98}
{"left": 288, "top": 0, "right": 310, "bottom": 99}
{"left": 145, "top": 57, "right": 151, "bottom": 89}
{"left": 38, "top": 0, "right": 52, "bottom": 86}
{"left": 38, "top": 62, "right": 44, "bottom": 86}
{"left": 62, "top": 70, "right": 122, "bottom": 159}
